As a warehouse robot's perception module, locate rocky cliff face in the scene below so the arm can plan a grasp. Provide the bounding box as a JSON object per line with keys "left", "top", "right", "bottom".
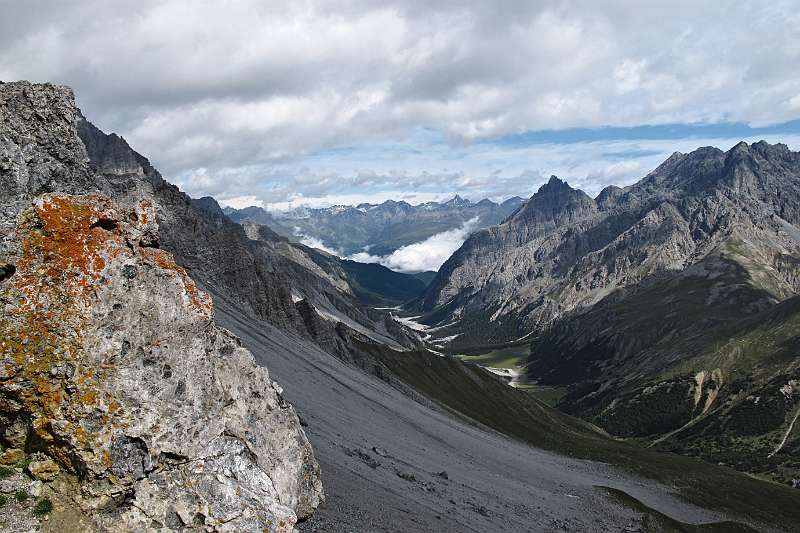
{"left": 0, "top": 81, "right": 322, "bottom": 531}
{"left": 77, "top": 116, "right": 420, "bottom": 358}
{"left": 232, "top": 219, "right": 421, "bottom": 350}
{"left": 76, "top": 117, "right": 306, "bottom": 331}
{"left": 415, "top": 143, "right": 800, "bottom": 347}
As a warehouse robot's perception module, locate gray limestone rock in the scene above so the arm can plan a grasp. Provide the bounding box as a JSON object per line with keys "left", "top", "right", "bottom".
{"left": 0, "top": 81, "right": 323, "bottom": 532}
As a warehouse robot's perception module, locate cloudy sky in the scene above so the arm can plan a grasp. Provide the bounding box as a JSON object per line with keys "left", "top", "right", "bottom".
{"left": 2, "top": 0, "right": 800, "bottom": 211}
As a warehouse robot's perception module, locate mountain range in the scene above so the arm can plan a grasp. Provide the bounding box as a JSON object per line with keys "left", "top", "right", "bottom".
{"left": 2, "top": 81, "right": 800, "bottom": 532}
{"left": 224, "top": 195, "right": 525, "bottom": 258}
{"left": 413, "top": 140, "right": 800, "bottom": 486}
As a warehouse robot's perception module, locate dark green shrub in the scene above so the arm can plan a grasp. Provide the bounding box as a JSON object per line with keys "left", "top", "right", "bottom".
{"left": 32, "top": 498, "right": 53, "bottom": 516}
{"left": 14, "top": 489, "right": 28, "bottom": 502}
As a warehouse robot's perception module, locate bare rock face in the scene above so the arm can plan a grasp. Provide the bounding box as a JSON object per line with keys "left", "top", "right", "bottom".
{"left": 415, "top": 146, "right": 800, "bottom": 346}
{"left": 0, "top": 191, "right": 322, "bottom": 530}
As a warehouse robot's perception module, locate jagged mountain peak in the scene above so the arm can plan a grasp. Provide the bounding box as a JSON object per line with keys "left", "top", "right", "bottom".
{"left": 77, "top": 111, "right": 151, "bottom": 177}
{"left": 444, "top": 194, "right": 471, "bottom": 207}
{"left": 633, "top": 140, "right": 800, "bottom": 205}
{"left": 191, "top": 195, "right": 226, "bottom": 218}
{"left": 415, "top": 140, "right": 800, "bottom": 347}
{"left": 513, "top": 175, "right": 596, "bottom": 223}
{"left": 531, "top": 175, "right": 586, "bottom": 199}
{"left": 725, "top": 139, "right": 795, "bottom": 164}
{"left": 544, "top": 174, "right": 566, "bottom": 187}
{"left": 595, "top": 185, "right": 624, "bottom": 209}
{"left": 503, "top": 195, "right": 525, "bottom": 203}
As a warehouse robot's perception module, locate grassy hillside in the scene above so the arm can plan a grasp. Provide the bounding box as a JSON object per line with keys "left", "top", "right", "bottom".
{"left": 526, "top": 247, "right": 800, "bottom": 485}
{"left": 340, "top": 259, "right": 427, "bottom": 306}
{"left": 412, "top": 270, "right": 438, "bottom": 286}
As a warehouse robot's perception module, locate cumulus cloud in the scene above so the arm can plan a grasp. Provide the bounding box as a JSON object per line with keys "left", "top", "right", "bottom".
{"left": 347, "top": 217, "right": 481, "bottom": 272}
{"left": 218, "top": 195, "right": 264, "bottom": 209}
{"left": 1, "top": 1, "right": 799, "bottom": 206}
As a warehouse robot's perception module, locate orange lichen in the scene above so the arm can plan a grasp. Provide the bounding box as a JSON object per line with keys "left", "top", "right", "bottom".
{"left": 141, "top": 246, "right": 213, "bottom": 316}
{"left": 136, "top": 198, "right": 153, "bottom": 225}
{"left": 0, "top": 194, "right": 140, "bottom": 475}
{"left": 107, "top": 400, "right": 121, "bottom": 415}
{"left": 17, "top": 194, "right": 121, "bottom": 306}
{"left": 0, "top": 192, "right": 214, "bottom": 479}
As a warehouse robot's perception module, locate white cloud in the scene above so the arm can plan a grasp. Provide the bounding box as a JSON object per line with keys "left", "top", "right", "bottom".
{"left": 1, "top": 1, "right": 799, "bottom": 206}
{"left": 298, "top": 235, "right": 340, "bottom": 255}
{"left": 218, "top": 195, "right": 264, "bottom": 209}
{"left": 613, "top": 59, "right": 646, "bottom": 94}
{"left": 346, "top": 217, "right": 481, "bottom": 272}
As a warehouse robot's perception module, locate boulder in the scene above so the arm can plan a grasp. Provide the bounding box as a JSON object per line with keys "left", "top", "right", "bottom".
{"left": 0, "top": 192, "right": 323, "bottom": 531}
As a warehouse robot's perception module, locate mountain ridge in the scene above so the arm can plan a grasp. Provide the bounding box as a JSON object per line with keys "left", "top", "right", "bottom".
{"left": 413, "top": 138, "right": 800, "bottom": 484}
{"left": 414, "top": 141, "right": 800, "bottom": 343}
{"left": 225, "top": 194, "right": 525, "bottom": 258}
{"left": 5, "top": 80, "right": 800, "bottom": 531}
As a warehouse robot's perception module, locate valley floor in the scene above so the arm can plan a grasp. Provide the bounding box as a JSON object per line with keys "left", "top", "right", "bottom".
{"left": 214, "top": 301, "right": 763, "bottom": 532}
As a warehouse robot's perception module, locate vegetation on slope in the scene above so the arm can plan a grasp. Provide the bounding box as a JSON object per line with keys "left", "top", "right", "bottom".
{"left": 527, "top": 248, "right": 800, "bottom": 486}
{"left": 339, "top": 259, "right": 427, "bottom": 306}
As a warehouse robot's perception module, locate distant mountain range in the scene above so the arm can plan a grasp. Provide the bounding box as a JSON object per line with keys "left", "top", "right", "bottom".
{"left": 223, "top": 195, "right": 525, "bottom": 257}
{"left": 412, "top": 141, "right": 800, "bottom": 485}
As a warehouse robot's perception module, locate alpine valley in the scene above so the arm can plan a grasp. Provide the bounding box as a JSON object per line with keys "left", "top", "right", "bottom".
{"left": 3, "top": 80, "right": 800, "bottom": 533}
{"left": 223, "top": 195, "right": 525, "bottom": 258}
{"left": 412, "top": 141, "right": 800, "bottom": 488}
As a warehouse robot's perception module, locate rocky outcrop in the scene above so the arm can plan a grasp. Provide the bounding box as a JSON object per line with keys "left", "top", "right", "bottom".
{"left": 0, "top": 82, "right": 99, "bottom": 240}
{"left": 76, "top": 116, "right": 307, "bottom": 331}
{"left": 0, "top": 81, "right": 322, "bottom": 531}
{"left": 0, "top": 193, "right": 322, "bottom": 531}
{"left": 2, "top": 78, "right": 419, "bottom": 380}
{"left": 77, "top": 110, "right": 419, "bottom": 355}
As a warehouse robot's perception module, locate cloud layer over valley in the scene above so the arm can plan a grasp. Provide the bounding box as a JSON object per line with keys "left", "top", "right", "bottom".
{"left": 348, "top": 217, "right": 481, "bottom": 272}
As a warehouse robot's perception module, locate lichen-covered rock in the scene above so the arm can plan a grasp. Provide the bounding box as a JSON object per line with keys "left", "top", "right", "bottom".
{"left": 0, "top": 448, "right": 24, "bottom": 465}
{"left": 0, "top": 192, "right": 323, "bottom": 531}
{"left": 26, "top": 458, "right": 60, "bottom": 482}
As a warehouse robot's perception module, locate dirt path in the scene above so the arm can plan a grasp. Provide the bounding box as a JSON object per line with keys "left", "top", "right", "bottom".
{"left": 769, "top": 405, "right": 800, "bottom": 458}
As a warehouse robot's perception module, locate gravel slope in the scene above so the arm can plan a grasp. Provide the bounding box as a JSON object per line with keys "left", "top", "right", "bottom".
{"left": 215, "top": 301, "right": 740, "bottom": 532}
